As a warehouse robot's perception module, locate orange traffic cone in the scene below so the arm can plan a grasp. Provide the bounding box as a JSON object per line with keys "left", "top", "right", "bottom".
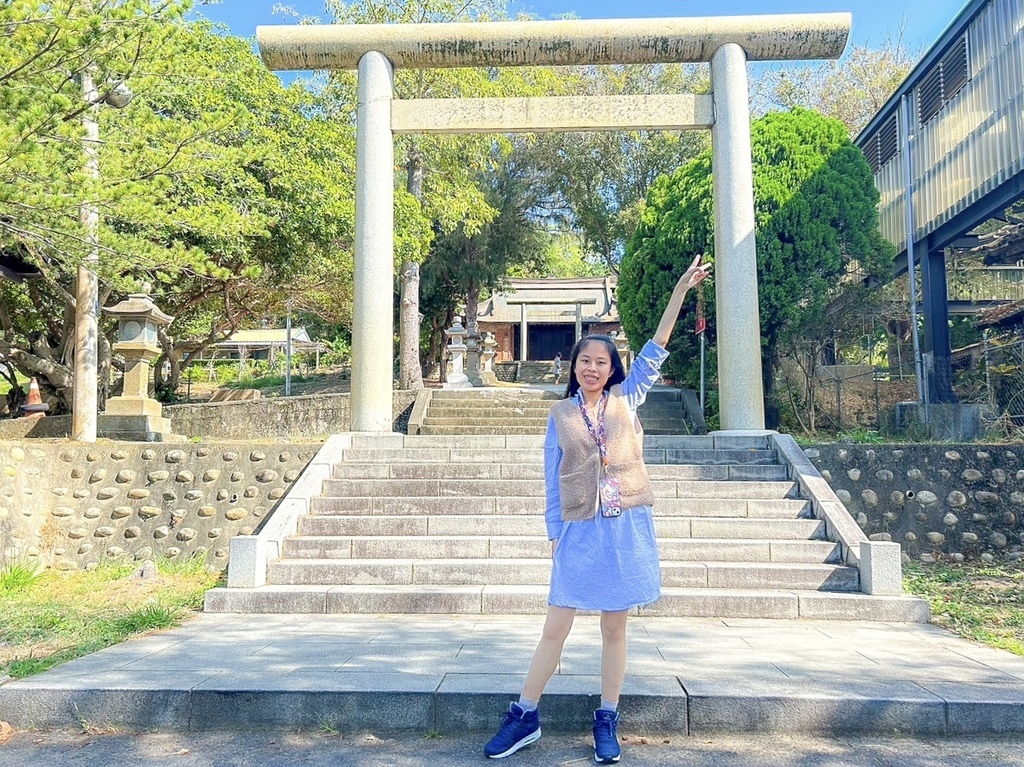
{"left": 19, "top": 377, "right": 49, "bottom": 419}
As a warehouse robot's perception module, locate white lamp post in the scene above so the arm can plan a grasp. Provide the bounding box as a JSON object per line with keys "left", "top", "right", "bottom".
{"left": 72, "top": 70, "right": 133, "bottom": 442}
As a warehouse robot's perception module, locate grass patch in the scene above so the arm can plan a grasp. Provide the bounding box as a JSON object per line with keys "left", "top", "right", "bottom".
{"left": 903, "top": 561, "right": 1024, "bottom": 656}
{"left": 0, "top": 561, "right": 42, "bottom": 595}
{"left": 0, "top": 557, "right": 222, "bottom": 679}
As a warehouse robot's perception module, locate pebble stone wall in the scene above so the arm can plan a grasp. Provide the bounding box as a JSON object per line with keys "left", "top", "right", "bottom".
{"left": 806, "top": 444, "right": 1024, "bottom": 564}
{"left": 1, "top": 441, "right": 318, "bottom": 572}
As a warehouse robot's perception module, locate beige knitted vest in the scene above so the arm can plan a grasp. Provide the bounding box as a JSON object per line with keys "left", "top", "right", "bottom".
{"left": 550, "top": 384, "right": 655, "bottom": 522}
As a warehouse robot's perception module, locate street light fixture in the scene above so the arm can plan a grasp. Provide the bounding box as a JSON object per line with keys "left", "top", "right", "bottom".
{"left": 71, "top": 70, "right": 133, "bottom": 443}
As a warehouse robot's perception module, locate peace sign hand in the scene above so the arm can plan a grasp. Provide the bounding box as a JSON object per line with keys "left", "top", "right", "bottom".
{"left": 678, "top": 254, "right": 712, "bottom": 292}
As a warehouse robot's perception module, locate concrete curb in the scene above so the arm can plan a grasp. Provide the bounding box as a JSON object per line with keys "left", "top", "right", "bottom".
{"left": 4, "top": 678, "right": 1023, "bottom": 735}
{"left": 3, "top": 614, "right": 1022, "bottom": 736}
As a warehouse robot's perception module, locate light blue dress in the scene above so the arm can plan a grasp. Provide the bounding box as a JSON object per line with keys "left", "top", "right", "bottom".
{"left": 545, "top": 340, "right": 667, "bottom": 612}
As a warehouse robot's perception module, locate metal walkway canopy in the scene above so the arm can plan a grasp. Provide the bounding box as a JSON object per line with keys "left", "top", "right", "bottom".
{"left": 856, "top": 0, "right": 1024, "bottom": 404}
{"left": 257, "top": 14, "right": 850, "bottom": 70}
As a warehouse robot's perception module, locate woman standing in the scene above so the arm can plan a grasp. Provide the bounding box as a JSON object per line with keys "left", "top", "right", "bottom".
{"left": 484, "top": 256, "right": 712, "bottom": 763}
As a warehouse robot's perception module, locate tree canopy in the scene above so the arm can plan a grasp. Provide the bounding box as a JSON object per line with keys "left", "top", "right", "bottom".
{"left": 0, "top": 3, "right": 357, "bottom": 408}
{"left": 757, "top": 31, "right": 919, "bottom": 136}
{"left": 618, "top": 108, "right": 894, "bottom": 424}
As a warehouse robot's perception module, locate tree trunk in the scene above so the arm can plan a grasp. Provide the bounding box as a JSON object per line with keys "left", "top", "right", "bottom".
{"left": 97, "top": 331, "right": 111, "bottom": 408}
{"left": 399, "top": 261, "right": 423, "bottom": 390}
{"left": 425, "top": 315, "right": 443, "bottom": 382}
{"left": 399, "top": 145, "right": 425, "bottom": 391}
{"left": 0, "top": 340, "right": 73, "bottom": 412}
{"left": 155, "top": 327, "right": 182, "bottom": 397}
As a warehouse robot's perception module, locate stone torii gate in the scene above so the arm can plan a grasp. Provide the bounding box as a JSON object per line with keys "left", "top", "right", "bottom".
{"left": 257, "top": 14, "right": 850, "bottom": 432}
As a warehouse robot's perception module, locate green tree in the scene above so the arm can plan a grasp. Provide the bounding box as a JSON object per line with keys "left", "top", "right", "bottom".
{"left": 1, "top": 0, "right": 192, "bottom": 406}
{"left": 618, "top": 108, "right": 894, "bottom": 427}
{"left": 419, "top": 139, "right": 554, "bottom": 372}
{"left": 1, "top": 8, "right": 357, "bottom": 409}
{"left": 529, "top": 63, "right": 710, "bottom": 272}
{"left": 758, "top": 30, "right": 919, "bottom": 136}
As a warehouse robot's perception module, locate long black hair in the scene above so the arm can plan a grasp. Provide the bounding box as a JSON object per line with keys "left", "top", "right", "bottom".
{"left": 564, "top": 334, "right": 627, "bottom": 399}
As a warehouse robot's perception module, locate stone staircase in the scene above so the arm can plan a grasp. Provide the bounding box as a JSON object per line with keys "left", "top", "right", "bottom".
{"left": 207, "top": 433, "right": 927, "bottom": 620}
{"left": 414, "top": 388, "right": 695, "bottom": 436}
{"left": 515, "top": 360, "right": 560, "bottom": 384}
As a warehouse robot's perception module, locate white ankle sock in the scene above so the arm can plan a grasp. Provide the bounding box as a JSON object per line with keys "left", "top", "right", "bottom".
{"left": 517, "top": 696, "right": 538, "bottom": 712}
{"left": 599, "top": 699, "right": 618, "bottom": 713}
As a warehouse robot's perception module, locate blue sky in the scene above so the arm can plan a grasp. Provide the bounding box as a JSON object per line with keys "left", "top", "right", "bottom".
{"left": 192, "top": 0, "right": 971, "bottom": 54}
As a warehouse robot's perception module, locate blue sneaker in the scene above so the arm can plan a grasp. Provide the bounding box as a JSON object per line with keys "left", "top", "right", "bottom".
{"left": 592, "top": 709, "right": 621, "bottom": 763}
{"left": 484, "top": 702, "right": 541, "bottom": 759}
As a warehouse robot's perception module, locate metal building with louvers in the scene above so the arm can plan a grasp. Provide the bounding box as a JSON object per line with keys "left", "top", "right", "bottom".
{"left": 855, "top": 0, "right": 1024, "bottom": 402}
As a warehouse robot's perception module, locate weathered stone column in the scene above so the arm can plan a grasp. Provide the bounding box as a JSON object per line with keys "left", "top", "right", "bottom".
{"left": 575, "top": 304, "right": 583, "bottom": 343}
{"left": 711, "top": 43, "right": 765, "bottom": 431}
{"left": 519, "top": 304, "right": 528, "bottom": 361}
{"left": 351, "top": 51, "right": 395, "bottom": 432}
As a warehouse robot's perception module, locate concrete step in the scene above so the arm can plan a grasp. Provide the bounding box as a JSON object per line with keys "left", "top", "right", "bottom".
{"left": 425, "top": 401, "right": 555, "bottom": 410}
{"left": 267, "top": 558, "right": 859, "bottom": 591}
{"left": 419, "top": 426, "right": 548, "bottom": 435}
{"left": 330, "top": 462, "right": 785, "bottom": 482}
{"left": 204, "top": 585, "right": 929, "bottom": 621}
{"left": 651, "top": 449, "right": 777, "bottom": 465}
{"left": 341, "top": 448, "right": 548, "bottom": 463}
{"left": 333, "top": 463, "right": 547, "bottom": 480}
{"left": 429, "top": 390, "right": 558, "bottom": 401}
{"left": 293, "top": 517, "right": 823, "bottom": 544}
{"left": 321, "top": 478, "right": 548, "bottom": 497}
{"left": 422, "top": 416, "right": 550, "bottom": 427}
{"left": 284, "top": 534, "right": 837, "bottom": 564}
{"left": 269, "top": 558, "right": 556, "bottom": 586}
{"left": 319, "top": 478, "right": 798, "bottom": 500}
{"left": 308, "top": 496, "right": 811, "bottom": 517}
{"left": 338, "top": 450, "right": 784, "bottom": 476}
{"left": 337, "top": 454, "right": 785, "bottom": 480}
{"left": 346, "top": 434, "right": 756, "bottom": 450}
{"left": 352, "top": 434, "right": 548, "bottom": 449}
{"left": 658, "top": 539, "right": 839, "bottom": 563}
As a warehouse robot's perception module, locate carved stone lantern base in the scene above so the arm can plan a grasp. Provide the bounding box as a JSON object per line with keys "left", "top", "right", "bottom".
{"left": 97, "top": 413, "right": 186, "bottom": 443}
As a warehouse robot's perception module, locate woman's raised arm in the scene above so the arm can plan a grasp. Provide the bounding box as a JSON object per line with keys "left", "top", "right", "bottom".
{"left": 652, "top": 254, "right": 712, "bottom": 349}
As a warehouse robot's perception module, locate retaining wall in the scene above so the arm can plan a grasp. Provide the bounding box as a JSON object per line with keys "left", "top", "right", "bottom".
{"left": 1, "top": 441, "right": 319, "bottom": 572}
{"left": 164, "top": 391, "right": 417, "bottom": 440}
{"left": 4, "top": 435, "right": 1023, "bottom": 571}
{"left": 805, "top": 444, "right": 1024, "bottom": 564}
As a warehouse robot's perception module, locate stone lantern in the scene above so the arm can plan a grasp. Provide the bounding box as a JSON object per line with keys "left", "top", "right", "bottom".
{"left": 479, "top": 331, "right": 498, "bottom": 386}
{"left": 97, "top": 292, "right": 182, "bottom": 442}
{"left": 443, "top": 316, "right": 472, "bottom": 389}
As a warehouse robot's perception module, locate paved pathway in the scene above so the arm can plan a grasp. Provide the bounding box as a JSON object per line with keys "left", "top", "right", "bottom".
{"left": 2, "top": 614, "right": 1023, "bottom": 737}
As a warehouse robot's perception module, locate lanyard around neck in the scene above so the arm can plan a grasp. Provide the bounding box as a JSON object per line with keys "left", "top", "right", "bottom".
{"left": 577, "top": 390, "right": 609, "bottom": 468}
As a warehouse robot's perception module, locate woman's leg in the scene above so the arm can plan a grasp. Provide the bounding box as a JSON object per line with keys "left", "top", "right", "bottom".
{"left": 521, "top": 606, "right": 576, "bottom": 701}
{"left": 599, "top": 610, "right": 629, "bottom": 705}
